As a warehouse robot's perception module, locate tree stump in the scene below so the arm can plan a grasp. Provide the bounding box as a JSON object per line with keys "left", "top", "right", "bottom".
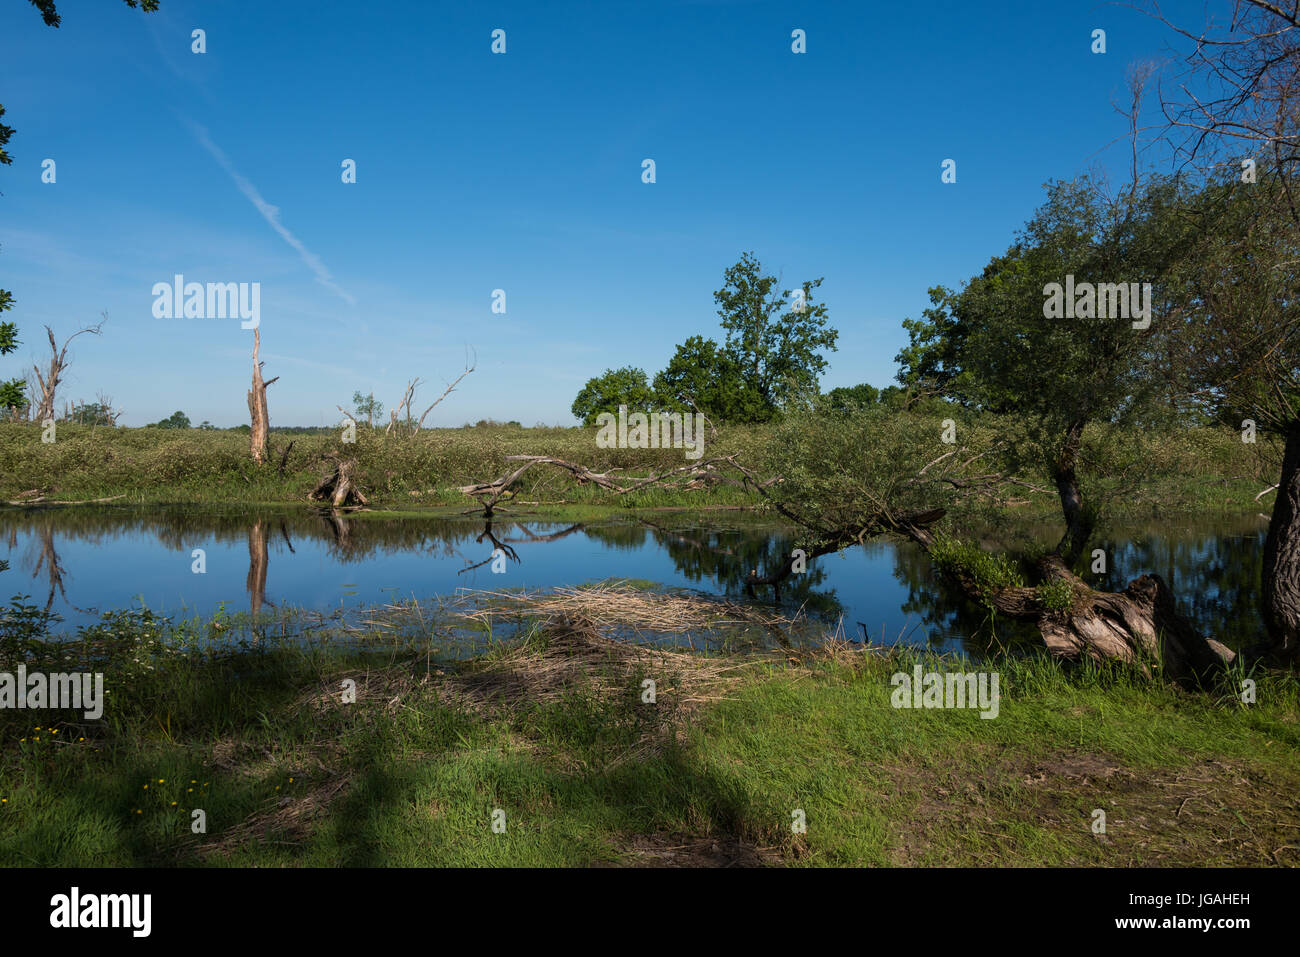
{"left": 309, "top": 456, "right": 369, "bottom": 508}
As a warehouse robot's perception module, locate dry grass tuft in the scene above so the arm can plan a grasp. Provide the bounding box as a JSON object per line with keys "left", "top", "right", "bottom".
{"left": 450, "top": 579, "right": 794, "bottom": 641}
{"left": 435, "top": 612, "right": 759, "bottom": 721}
{"left": 198, "top": 776, "right": 350, "bottom": 858}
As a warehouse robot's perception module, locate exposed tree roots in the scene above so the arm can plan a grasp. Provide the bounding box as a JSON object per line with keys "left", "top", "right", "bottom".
{"left": 309, "top": 455, "right": 370, "bottom": 508}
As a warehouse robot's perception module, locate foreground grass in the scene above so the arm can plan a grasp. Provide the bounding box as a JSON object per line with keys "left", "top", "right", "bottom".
{"left": 1, "top": 606, "right": 1296, "bottom": 867}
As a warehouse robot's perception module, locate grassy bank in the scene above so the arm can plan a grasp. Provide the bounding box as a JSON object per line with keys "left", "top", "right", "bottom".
{"left": 0, "top": 421, "right": 761, "bottom": 512}
{"left": 0, "top": 419, "right": 1281, "bottom": 520}
{"left": 1, "top": 594, "right": 1296, "bottom": 867}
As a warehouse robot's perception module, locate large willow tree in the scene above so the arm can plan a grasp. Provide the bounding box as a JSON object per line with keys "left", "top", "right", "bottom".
{"left": 896, "top": 173, "right": 1203, "bottom": 564}
{"left": 1153, "top": 0, "right": 1300, "bottom": 662}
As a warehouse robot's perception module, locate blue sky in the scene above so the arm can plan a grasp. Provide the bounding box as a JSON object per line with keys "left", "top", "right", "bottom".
{"left": 0, "top": 0, "right": 1206, "bottom": 427}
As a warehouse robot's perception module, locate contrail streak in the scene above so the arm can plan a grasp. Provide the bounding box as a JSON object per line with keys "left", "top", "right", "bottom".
{"left": 185, "top": 119, "right": 355, "bottom": 306}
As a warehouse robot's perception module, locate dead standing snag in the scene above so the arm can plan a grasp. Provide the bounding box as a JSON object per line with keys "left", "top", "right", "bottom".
{"left": 247, "top": 328, "right": 277, "bottom": 465}
{"left": 31, "top": 317, "right": 104, "bottom": 423}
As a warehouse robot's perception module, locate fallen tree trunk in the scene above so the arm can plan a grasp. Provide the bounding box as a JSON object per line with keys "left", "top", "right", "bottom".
{"left": 4, "top": 493, "right": 126, "bottom": 506}
{"left": 739, "top": 472, "right": 1235, "bottom": 686}
{"left": 458, "top": 454, "right": 775, "bottom": 516}
{"left": 899, "top": 523, "right": 1234, "bottom": 686}
{"left": 997, "top": 559, "right": 1229, "bottom": 683}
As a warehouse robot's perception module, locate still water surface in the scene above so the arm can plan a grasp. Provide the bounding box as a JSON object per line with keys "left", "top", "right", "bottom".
{"left": 0, "top": 506, "right": 1270, "bottom": 654}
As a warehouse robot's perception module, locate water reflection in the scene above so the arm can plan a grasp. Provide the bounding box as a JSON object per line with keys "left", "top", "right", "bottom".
{"left": 0, "top": 506, "right": 1270, "bottom": 653}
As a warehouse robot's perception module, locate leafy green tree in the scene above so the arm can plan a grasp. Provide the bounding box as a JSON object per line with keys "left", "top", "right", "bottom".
{"left": 818, "top": 383, "right": 880, "bottom": 417}
{"left": 0, "top": 104, "right": 12, "bottom": 168}
{"left": 712, "top": 251, "right": 838, "bottom": 418}
{"left": 1169, "top": 172, "right": 1300, "bottom": 658}
{"left": 895, "top": 173, "right": 1202, "bottom": 562}
{"left": 0, "top": 299, "right": 24, "bottom": 415}
{"left": 352, "top": 390, "right": 383, "bottom": 428}
{"left": 571, "top": 367, "right": 657, "bottom": 426}
{"left": 65, "top": 401, "right": 116, "bottom": 426}
{"left": 895, "top": 286, "right": 969, "bottom": 403}
{"left": 151, "top": 411, "right": 191, "bottom": 429}
{"left": 576, "top": 254, "right": 838, "bottom": 425}
{"left": 652, "top": 336, "right": 769, "bottom": 422}
{"left": 25, "top": 1, "right": 159, "bottom": 29}
{"left": 1148, "top": 1, "right": 1300, "bottom": 661}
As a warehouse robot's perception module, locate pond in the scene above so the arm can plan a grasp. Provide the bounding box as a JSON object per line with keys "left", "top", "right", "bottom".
{"left": 0, "top": 506, "right": 1271, "bottom": 656}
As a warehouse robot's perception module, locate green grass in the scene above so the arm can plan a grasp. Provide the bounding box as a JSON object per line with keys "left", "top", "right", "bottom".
{"left": 0, "top": 421, "right": 765, "bottom": 511}
{"left": 0, "top": 419, "right": 1279, "bottom": 520}
{"left": 1, "top": 603, "right": 1296, "bottom": 867}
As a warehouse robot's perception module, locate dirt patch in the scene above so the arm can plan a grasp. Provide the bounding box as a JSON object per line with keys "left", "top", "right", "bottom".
{"left": 601, "top": 832, "right": 784, "bottom": 867}
{"left": 1022, "top": 752, "right": 1125, "bottom": 784}
{"left": 888, "top": 746, "right": 1300, "bottom": 866}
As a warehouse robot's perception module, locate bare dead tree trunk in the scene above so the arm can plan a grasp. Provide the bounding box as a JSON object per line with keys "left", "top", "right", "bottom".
{"left": 417, "top": 355, "right": 476, "bottom": 429}
{"left": 382, "top": 353, "right": 477, "bottom": 436}
{"left": 96, "top": 390, "right": 124, "bottom": 426}
{"left": 31, "top": 319, "right": 104, "bottom": 422}
{"left": 277, "top": 439, "right": 296, "bottom": 477}
{"left": 318, "top": 507, "right": 351, "bottom": 548}
{"left": 389, "top": 378, "right": 418, "bottom": 434}
{"left": 247, "top": 328, "right": 278, "bottom": 465}
{"left": 384, "top": 377, "right": 424, "bottom": 434}
{"left": 1113, "top": 58, "right": 1160, "bottom": 202}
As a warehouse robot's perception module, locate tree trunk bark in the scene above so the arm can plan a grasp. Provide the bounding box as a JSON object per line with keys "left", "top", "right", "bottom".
{"left": 247, "top": 328, "right": 274, "bottom": 465}
{"left": 1029, "top": 556, "right": 1234, "bottom": 684}
{"left": 898, "top": 521, "right": 1234, "bottom": 686}
{"left": 1053, "top": 419, "right": 1092, "bottom": 566}
{"left": 1262, "top": 422, "right": 1300, "bottom": 662}
{"left": 309, "top": 456, "right": 369, "bottom": 508}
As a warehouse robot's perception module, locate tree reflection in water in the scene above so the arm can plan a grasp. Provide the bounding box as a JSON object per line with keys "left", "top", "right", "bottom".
{"left": 0, "top": 507, "right": 1268, "bottom": 651}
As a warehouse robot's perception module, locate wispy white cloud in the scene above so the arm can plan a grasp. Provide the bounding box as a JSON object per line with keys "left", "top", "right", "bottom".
{"left": 183, "top": 119, "right": 356, "bottom": 306}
